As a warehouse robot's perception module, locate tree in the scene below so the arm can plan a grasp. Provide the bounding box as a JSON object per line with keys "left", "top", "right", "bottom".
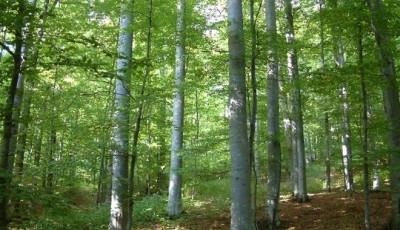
{"left": 109, "top": 0, "right": 134, "bottom": 228}
{"left": 265, "top": 0, "right": 281, "bottom": 228}
{"left": 0, "top": 1, "right": 27, "bottom": 227}
{"left": 356, "top": 15, "right": 371, "bottom": 230}
{"left": 227, "top": 0, "right": 254, "bottom": 229}
{"left": 366, "top": 0, "right": 400, "bottom": 228}
{"left": 167, "top": 0, "right": 186, "bottom": 218}
{"left": 284, "top": 0, "right": 307, "bottom": 202}
{"left": 328, "top": 0, "right": 354, "bottom": 193}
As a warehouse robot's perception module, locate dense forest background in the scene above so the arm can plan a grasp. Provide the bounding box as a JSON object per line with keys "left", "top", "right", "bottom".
{"left": 0, "top": 0, "right": 399, "bottom": 229}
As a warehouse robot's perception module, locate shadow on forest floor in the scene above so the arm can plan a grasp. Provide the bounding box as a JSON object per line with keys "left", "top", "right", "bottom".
{"left": 137, "top": 191, "right": 391, "bottom": 230}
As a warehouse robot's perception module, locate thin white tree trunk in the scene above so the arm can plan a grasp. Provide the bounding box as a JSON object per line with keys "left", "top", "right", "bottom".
{"left": 167, "top": 0, "right": 186, "bottom": 218}
{"left": 109, "top": 0, "right": 134, "bottom": 229}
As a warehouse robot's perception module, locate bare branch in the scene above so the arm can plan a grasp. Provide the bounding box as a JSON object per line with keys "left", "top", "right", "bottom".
{"left": 0, "top": 42, "right": 15, "bottom": 57}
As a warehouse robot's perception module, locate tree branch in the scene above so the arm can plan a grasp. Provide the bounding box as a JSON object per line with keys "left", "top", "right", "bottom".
{"left": 0, "top": 42, "right": 15, "bottom": 57}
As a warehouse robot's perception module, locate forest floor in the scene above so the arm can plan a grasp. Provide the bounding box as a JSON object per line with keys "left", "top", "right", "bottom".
{"left": 138, "top": 191, "right": 391, "bottom": 230}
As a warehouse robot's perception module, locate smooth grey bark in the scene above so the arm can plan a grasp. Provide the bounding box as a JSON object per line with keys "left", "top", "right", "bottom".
{"left": 357, "top": 21, "right": 371, "bottom": 230}
{"left": 284, "top": 0, "right": 307, "bottom": 202}
{"left": 265, "top": 0, "right": 281, "bottom": 228}
{"left": 366, "top": 0, "right": 400, "bottom": 228}
{"left": 324, "top": 113, "right": 331, "bottom": 192}
{"left": 109, "top": 0, "right": 134, "bottom": 229}
{"left": 168, "top": 0, "right": 186, "bottom": 218}
{"left": 227, "top": 0, "right": 254, "bottom": 229}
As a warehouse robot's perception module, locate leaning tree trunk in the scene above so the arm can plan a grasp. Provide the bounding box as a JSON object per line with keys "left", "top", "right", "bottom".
{"left": 284, "top": 0, "right": 307, "bottom": 202}
{"left": 265, "top": 0, "right": 281, "bottom": 228}
{"left": 366, "top": 0, "right": 400, "bottom": 228}
{"left": 127, "top": 0, "right": 153, "bottom": 227}
{"left": 227, "top": 0, "right": 254, "bottom": 229}
{"left": 109, "top": 0, "right": 134, "bottom": 229}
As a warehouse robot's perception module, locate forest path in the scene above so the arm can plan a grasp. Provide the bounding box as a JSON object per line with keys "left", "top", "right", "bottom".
{"left": 140, "top": 192, "right": 391, "bottom": 229}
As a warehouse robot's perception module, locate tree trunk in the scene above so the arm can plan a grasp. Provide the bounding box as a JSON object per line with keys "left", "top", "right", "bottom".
{"left": 329, "top": 0, "right": 354, "bottom": 193}
{"left": 265, "top": 0, "right": 281, "bottom": 228}
{"left": 126, "top": 0, "right": 153, "bottom": 227}
{"left": 46, "top": 128, "right": 56, "bottom": 192}
{"left": 167, "top": 0, "right": 186, "bottom": 218}
{"left": 227, "top": 0, "right": 254, "bottom": 229}
{"left": 14, "top": 0, "right": 48, "bottom": 180}
{"left": 109, "top": 0, "right": 134, "bottom": 228}
{"left": 0, "top": 2, "right": 26, "bottom": 227}
{"left": 249, "top": 0, "right": 259, "bottom": 224}
{"left": 284, "top": 0, "right": 307, "bottom": 202}
{"left": 340, "top": 85, "right": 354, "bottom": 193}
{"left": 324, "top": 113, "right": 331, "bottom": 192}
{"left": 357, "top": 20, "right": 371, "bottom": 230}
{"left": 366, "top": 0, "right": 400, "bottom": 228}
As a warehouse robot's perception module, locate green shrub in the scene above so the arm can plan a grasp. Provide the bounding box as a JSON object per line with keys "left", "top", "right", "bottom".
{"left": 133, "top": 194, "right": 168, "bottom": 223}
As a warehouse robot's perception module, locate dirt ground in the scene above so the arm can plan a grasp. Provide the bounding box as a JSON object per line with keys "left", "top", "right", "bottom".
{"left": 154, "top": 192, "right": 392, "bottom": 230}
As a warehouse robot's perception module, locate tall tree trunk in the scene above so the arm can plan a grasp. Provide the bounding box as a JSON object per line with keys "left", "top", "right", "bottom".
{"left": 357, "top": 19, "right": 371, "bottom": 230}
{"left": 366, "top": 0, "right": 400, "bottom": 228}
{"left": 227, "top": 0, "right": 254, "bottom": 229}
{"left": 265, "top": 0, "right": 281, "bottom": 228}
{"left": 127, "top": 0, "right": 152, "bottom": 227}
{"left": 167, "top": 0, "right": 186, "bottom": 218}
{"left": 329, "top": 0, "right": 353, "bottom": 193}
{"left": 284, "top": 0, "right": 307, "bottom": 202}
{"left": 0, "top": 2, "right": 26, "bottom": 227}
{"left": 249, "top": 0, "right": 259, "bottom": 225}
{"left": 109, "top": 0, "right": 134, "bottom": 228}
{"left": 14, "top": 0, "right": 49, "bottom": 180}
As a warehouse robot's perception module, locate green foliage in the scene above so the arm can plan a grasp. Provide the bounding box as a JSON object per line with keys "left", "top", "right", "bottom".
{"left": 133, "top": 194, "right": 168, "bottom": 223}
